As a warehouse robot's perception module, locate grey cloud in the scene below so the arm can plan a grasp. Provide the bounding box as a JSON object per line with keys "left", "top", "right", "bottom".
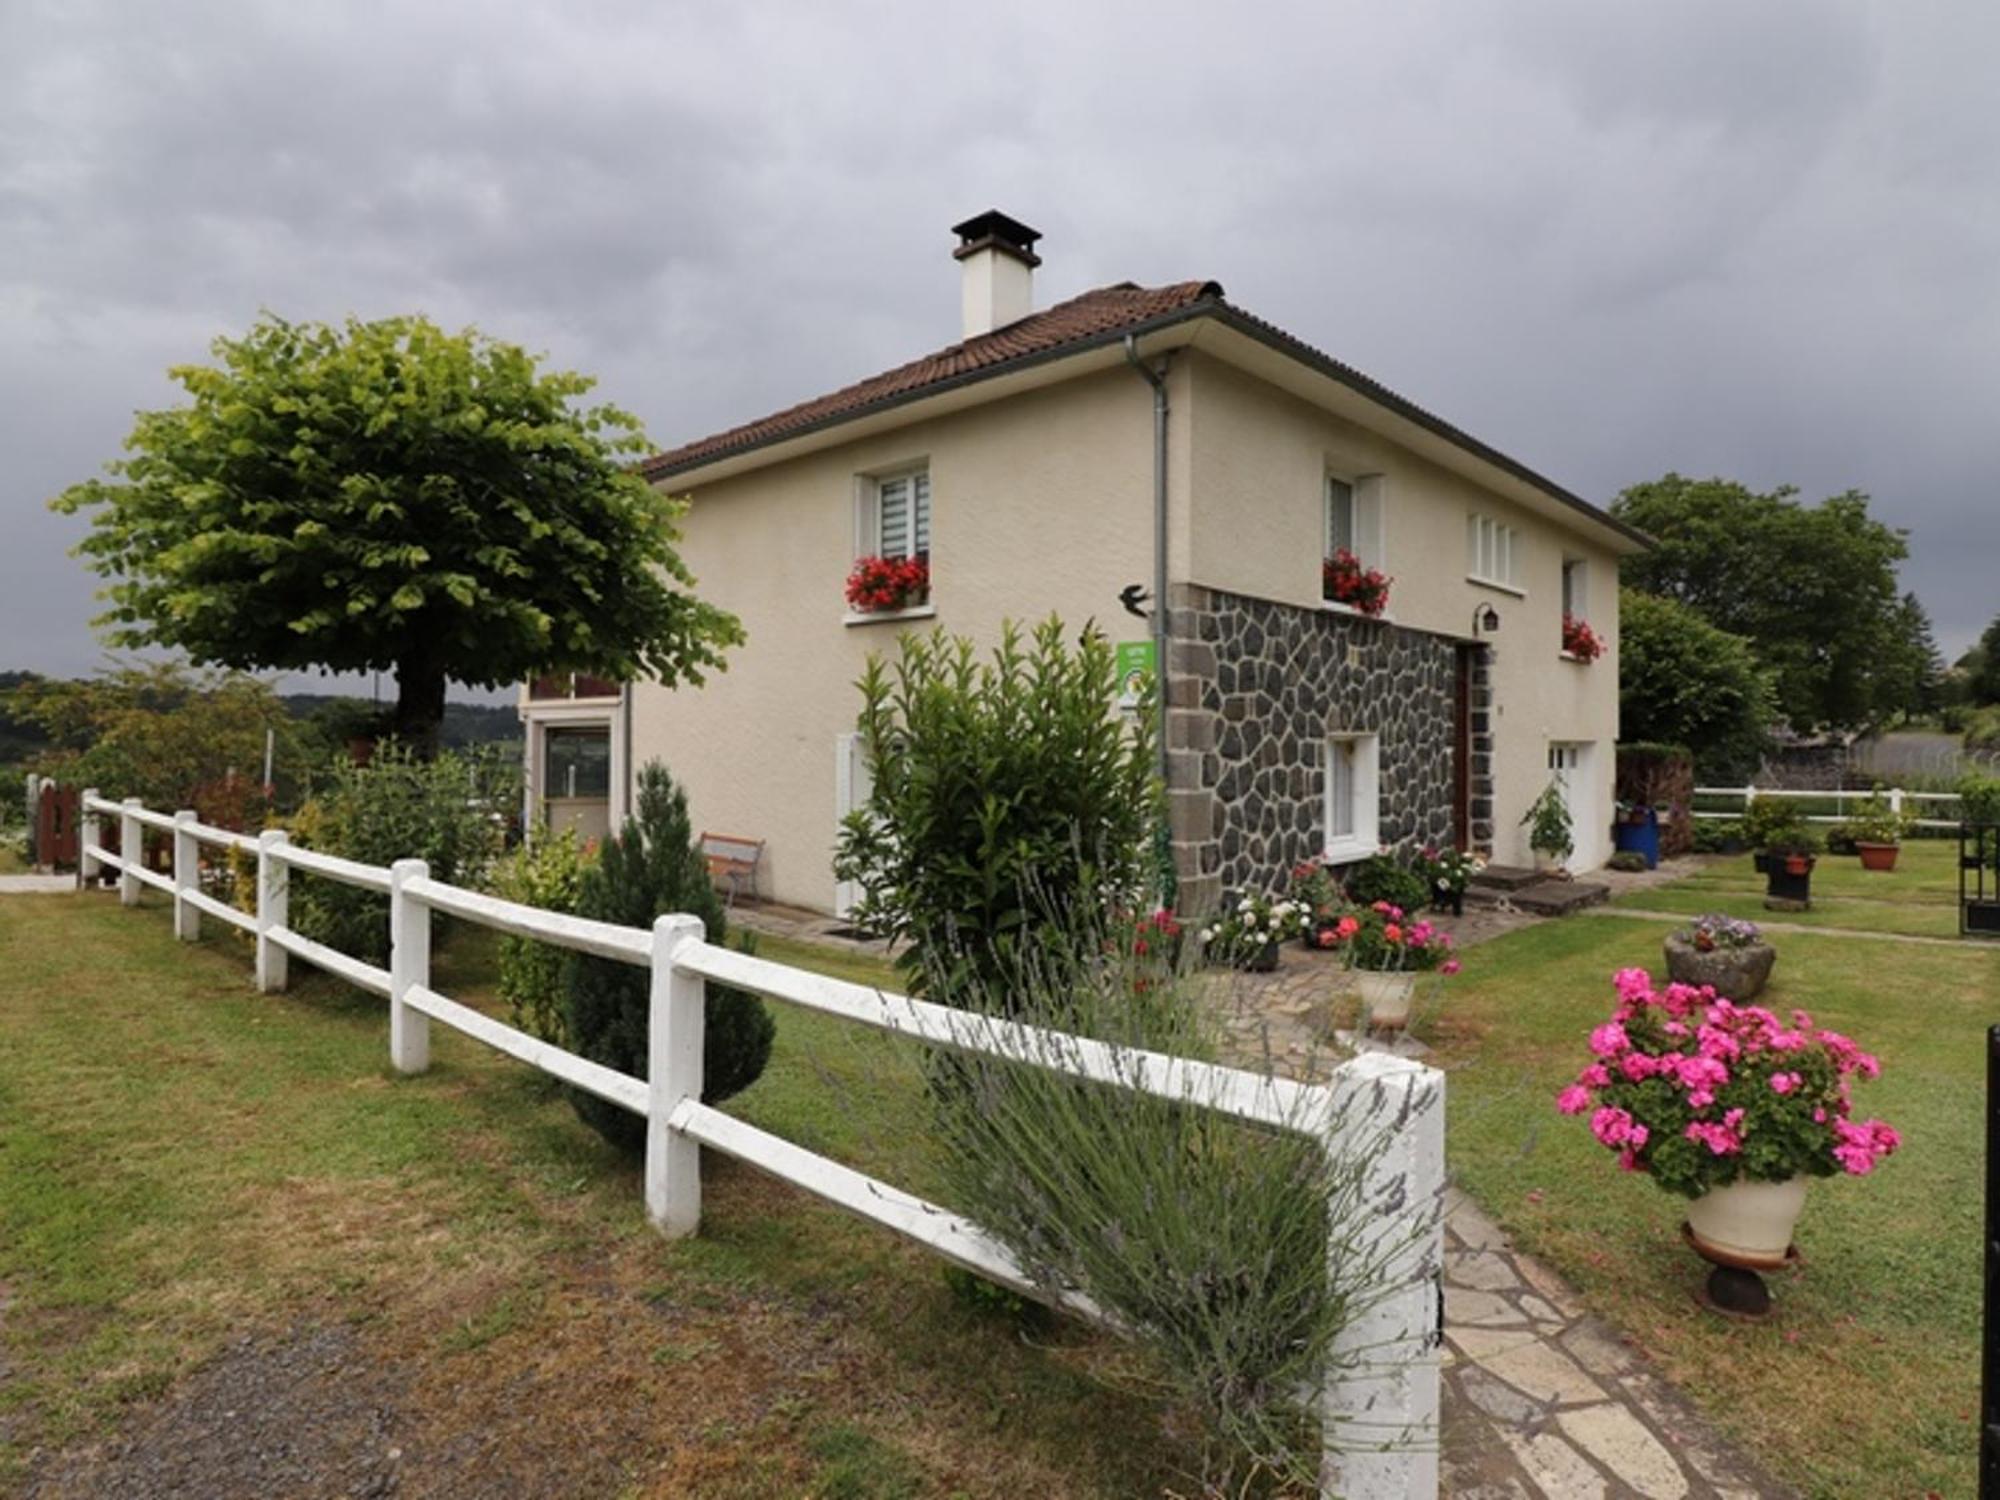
{"left": 3, "top": 0, "right": 1995, "bottom": 684}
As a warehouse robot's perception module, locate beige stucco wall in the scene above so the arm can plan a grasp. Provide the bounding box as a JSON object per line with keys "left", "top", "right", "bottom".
{"left": 628, "top": 363, "right": 1177, "bottom": 911}
{"left": 1181, "top": 354, "right": 1623, "bottom": 869}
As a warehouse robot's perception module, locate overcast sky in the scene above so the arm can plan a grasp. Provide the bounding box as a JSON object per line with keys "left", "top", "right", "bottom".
{"left": 4, "top": 0, "right": 1995, "bottom": 700}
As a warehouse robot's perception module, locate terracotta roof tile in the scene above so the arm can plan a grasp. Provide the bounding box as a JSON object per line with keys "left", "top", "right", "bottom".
{"left": 640, "top": 279, "right": 1222, "bottom": 477}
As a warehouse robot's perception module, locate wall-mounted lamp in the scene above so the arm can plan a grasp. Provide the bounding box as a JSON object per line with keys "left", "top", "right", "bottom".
{"left": 1472, "top": 604, "right": 1500, "bottom": 637}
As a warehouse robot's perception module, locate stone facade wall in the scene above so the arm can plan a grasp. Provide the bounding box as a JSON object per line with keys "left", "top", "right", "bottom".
{"left": 1165, "top": 583, "right": 1472, "bottom": 915}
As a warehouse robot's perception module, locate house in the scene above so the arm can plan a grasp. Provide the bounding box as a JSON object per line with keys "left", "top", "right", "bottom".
{"left": 520, "top": 212, "right": 1647, "bottom": 915}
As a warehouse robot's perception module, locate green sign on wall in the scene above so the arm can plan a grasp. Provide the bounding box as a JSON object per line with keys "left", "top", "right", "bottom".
{"left": 1115, "top": 640, "right": 1157, "bottom": 707}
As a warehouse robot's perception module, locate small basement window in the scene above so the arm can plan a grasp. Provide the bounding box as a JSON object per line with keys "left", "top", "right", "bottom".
{"left": 1324, "top": 732, "right": 1381, "bottom": 862}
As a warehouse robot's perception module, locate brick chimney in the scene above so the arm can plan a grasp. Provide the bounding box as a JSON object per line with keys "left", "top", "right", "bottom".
{"left": 952, "top": 210, "right": 1041, "bottom": 339}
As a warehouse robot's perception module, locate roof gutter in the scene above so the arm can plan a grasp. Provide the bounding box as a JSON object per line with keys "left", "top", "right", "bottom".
{"left": 1123, "top": 334, "right": 1173, "bottom": 798}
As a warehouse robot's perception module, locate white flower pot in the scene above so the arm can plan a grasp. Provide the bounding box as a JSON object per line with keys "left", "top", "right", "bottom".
{"left": 1685, "top": 1178, "right": 1806, "bottom": 1270}
{"left": 1355, "top": 970, "right": 1417, "bottom": 1030}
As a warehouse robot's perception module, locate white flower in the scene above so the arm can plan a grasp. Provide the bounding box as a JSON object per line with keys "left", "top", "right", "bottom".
{"left": 1238, "top": 899, "right": 1254, "bottom": 915}
{"left": 1200, "top": 927, "right": 1216, "bottom": 944}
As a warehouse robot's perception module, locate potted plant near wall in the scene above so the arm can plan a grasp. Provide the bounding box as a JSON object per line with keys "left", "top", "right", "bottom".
{"left": 845, "top": 553, "right": 930, "bottom": 614}
{"left": 1319, "top": 901, "right": 1460, "bottom": 1030}
{"left": 1560, "top": 612, "right": 1605, "bottom": 662}
{"left": 1558, "top": 968, "right": 1898, "bottom": 1297}
{"left": 1522, "top": 780, "right": 1574, "bottom": 875}
{"left": 1288, "top": 861, "right": 1348, "bottom": 946}
{"left": 1840, "top": 789, "right": 1911, "bottom": 872}
{"left": 1321, "top": 548, "right": 1391, "bottom": 616}
{"left": 1198, "top": 891, "right": 1307, "bottom": 972}
{"left": 1412, "top": 845, "right": 1482, "bottom": 916}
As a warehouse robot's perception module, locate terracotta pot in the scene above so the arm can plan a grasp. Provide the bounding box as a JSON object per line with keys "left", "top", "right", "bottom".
{"left": 1663, "top": 935, "right": 1776, "bottom": 1000}
{"left": 1783, "top": 854, "right": 1814, "bottom": 877}
{"left": 1355, "top": 969, "right": 1417, "bottom": 1029}
{"left": 1855, "top": 841, "right": 1899, "bottom": 872}
{"left": 1685, "top": 1178, "right": 1806, "bottom": 1270}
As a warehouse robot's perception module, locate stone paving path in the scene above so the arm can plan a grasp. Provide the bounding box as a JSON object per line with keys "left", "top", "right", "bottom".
{"left": 1439, "top": 1189, "right": 1786, "bottom": 1499}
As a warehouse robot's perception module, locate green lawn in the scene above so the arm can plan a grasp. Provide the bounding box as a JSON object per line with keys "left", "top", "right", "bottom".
{"left": 1611, "top": 838, "right": 1971, "bottom": 938}
{"left": 0, "top": 895, "right": 1174, "bottom": 1497}
{"left": 1437, "top": 911, "right": 1993, "bottom": 1499}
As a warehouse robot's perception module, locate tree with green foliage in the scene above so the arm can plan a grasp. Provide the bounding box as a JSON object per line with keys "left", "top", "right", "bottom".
{"left": 834, "top": 618, "right": 1161, "bottom": 1007}
{"left": 1617, "top": 589, "right": 1776, "bottom": 782}
{"left": 563, "top": 763, "right": 773, "bottom": 1153}
{"left": 1967, "top": 614, "right": 2000, "bottom": 707}
{"left": 1612, "top": 474, "right": 1936, "bottom": 731}
{"left": 13, "top": 661, "right": 295, "bottom": 810}
{"left": 51, "top": 314, "right": 742, "bottom": 753}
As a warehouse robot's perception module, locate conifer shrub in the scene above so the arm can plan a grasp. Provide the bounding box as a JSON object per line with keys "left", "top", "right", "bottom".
{"left": 563, "top": 762, "right": 774, "bottom": 1152}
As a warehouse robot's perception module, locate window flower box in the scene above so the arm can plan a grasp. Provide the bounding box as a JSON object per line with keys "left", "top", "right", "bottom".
{"left": 1321, "top": 548, "right": 1391, "bottom": 616}
{"left": 1561, "top": 612, "right": 1605, "bottom": 661}
{"left": 846, "top": 553, "right": 930, "bottom": 615}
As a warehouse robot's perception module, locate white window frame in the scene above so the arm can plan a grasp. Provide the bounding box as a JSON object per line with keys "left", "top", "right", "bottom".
{"left": 1466, "top": 512, "right": 1523, "bottom": 594}
{"left": 1323, "top": 732, "right": 1381, "bottom": 863}
{"left": 1561, "top": 557, "right": 1589, "bottom": 619}
{"left": 1324, "top": 471, "right": 1386, "bottom": 572}
{"left": 856, "top": 464, "right": 931, "bottom": 563}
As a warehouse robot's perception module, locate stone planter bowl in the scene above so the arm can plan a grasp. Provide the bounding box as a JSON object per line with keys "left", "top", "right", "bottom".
{"left": 1663, "top": 934, "right": 1776, "bottom": 1000}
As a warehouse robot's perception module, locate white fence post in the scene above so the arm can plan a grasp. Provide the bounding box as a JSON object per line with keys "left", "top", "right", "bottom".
{"left": 1889, "top": 787, "right": 1905, "bottom": 820}
{"left": 255, "top": 829, "right": 290, "bottom": 992}
{"left": 389, "top": 858, "right": 431, "bottom": 1074}
{"left": 119, "top": 798, "right": 142, "bottom": 906}
{"left": 172, "top": 810, "right": 200, "bottom": 941}
{"left": 1321, "top": 1053, "right": 1446, "bottom": 1500}
{"left": 79, "top": 787, "right": 101, "bottom": 882}
{"left": 646, "top": 912, "right": 707, "bottom": 1238}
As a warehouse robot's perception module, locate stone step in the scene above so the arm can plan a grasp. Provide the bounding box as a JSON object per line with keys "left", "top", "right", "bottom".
{"left": 1467, "top": 864, "right": 1544, "bottom": 892}
{"left": 1509, "top": 880, "right": 1611, "bottom": 916}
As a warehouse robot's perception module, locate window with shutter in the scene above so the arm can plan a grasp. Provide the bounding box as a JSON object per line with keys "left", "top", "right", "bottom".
{"left": 1467, "top": 513, "right": 1523, "bottom": 590}
{"left": 869, "top": 468, "right": 930, "bottom": 562}
{"left": 1326, "top": 478, "right": 1355, "bottom": 557}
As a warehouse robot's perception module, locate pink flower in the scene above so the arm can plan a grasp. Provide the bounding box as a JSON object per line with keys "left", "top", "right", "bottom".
{"left": 1616, "top": 1148, "right": 1643, "bottom": 1173}
{"left": 1675, "top": 1055, "right": 1729, "bottom": 1092}
{"left": 1577, "top": 1064, "right": 1610, "bottom": 1089}
{"left": 1588, "top": 1022, "right": 1630, "bottom": 1058}
{"left": 1619, "top": 1051, "right": 1658, "bottom": 1083}
{"left": 1685, "top": 1120, "right": 1742, "bottom": 1156}
{"left": 1687, "top": 1089, "right": 1714, "bottom": 1110}
{"left": 1613, "top": 968, "right": 1652, "bottom": 1003}
{"left": 1769, "top": 1072, "right": 1800, "bottom": 1095}
{"left": 1383, "top": 923, "right": 1404, "bottom": 943}
{"left": 1556, "top": 1084, "right": 1593, "bottom": 1115}
{"left": 1590, "top": 1107, "right": 1646, "bottom": 1149}
{"left": 1440, "top": 959, "right": 1461, "bottom": 976}
{"left": 1314, "top": 929, "right": 1338, "bottom": 949}
{"left": 1335, "top": 915, "right": 1360, "bottom": 939}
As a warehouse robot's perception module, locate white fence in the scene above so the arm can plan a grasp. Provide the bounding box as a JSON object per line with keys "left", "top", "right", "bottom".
{"left": 75, "top": 789, "right": 1445, "bottom": 1499}
{"left": 1692, "top": 784, "right": 1964, "bottom": 831}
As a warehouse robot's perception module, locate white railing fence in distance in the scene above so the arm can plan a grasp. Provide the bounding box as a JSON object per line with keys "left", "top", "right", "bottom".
{"left": 1691, "top": 784, "right": 1965, "bottom": 831}
{"left": 74, "top": 789, "right": 1446, "bottom": 1499}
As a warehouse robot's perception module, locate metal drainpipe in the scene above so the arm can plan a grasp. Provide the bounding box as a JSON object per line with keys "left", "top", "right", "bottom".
{"left": 1123, "top": 335, "right": 1173, "bottom": 787}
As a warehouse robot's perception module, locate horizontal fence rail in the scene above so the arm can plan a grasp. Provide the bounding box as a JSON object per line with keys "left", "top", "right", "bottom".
{"left": 70, "top": 789, "right": 1445, "bottom": 1499}
{"left": 1691, "top": 784, "right": 1965, "bottom": 830}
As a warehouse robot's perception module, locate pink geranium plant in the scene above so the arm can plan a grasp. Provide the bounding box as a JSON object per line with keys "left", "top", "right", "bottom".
{"left": 1557, "top": 968, "right": 1898, "bottom": 1197}
{"left": 1318, "top": 901, "right": 1462, "bottom": 974}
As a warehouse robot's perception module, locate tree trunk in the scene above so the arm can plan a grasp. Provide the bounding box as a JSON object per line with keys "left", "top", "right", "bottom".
{"left": 394, "top": 655, "right": 449, "bottom": 759}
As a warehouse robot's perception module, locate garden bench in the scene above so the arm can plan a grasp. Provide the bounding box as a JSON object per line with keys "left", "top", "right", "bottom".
{"left": 699, "top": 832, "right": 764, "bottom": 907}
